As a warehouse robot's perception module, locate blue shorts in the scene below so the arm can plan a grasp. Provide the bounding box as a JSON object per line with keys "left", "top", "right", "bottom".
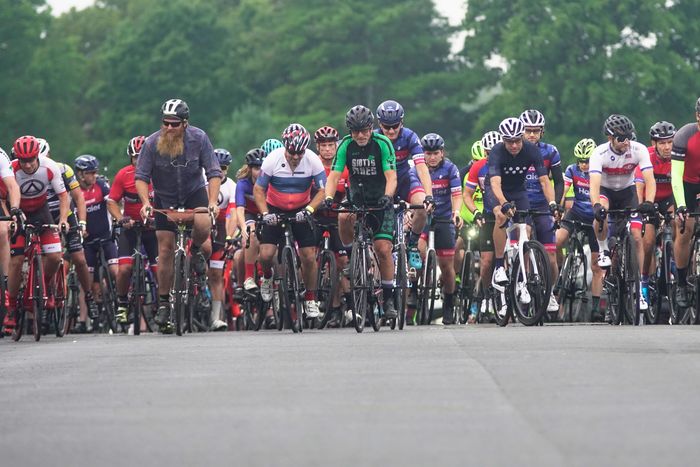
{"left": 396, "top": 167, "right": 425, "bottom": 202}
{"left": 420, "top": 218, "right": 456, "bottom": 256}
{"left": 530, "top": 202, "right": 555, "bottom": 249}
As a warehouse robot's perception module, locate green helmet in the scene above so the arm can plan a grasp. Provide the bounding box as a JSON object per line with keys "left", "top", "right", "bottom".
{"left": 574, "top": 138, "right": 596, "bottom": 160}
{"left": 471, "top": 140, "right": 486, "bottom": 161}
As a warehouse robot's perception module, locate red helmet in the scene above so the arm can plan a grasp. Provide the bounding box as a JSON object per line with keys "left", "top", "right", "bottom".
{"left": 127, "top": 135, "right": 146, "bottom": 157}
{"left": 314, "top": 125, "right": 339, "bottom": 143}
{"left": 282, "top": 123, "right": 310, "bottom": 154}
{"left": 13, "top": 135, "right": 40, "bottom": 160}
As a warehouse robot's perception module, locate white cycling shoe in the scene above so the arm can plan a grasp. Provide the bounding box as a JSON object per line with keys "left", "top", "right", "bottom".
{"left": 492, "top": 266, "right": 508, "bottom": 293}
{"left": 639, "top": 293, "right": 648, "bottom": 311}
{"left": 598, "top": 252, "right": 612, "bottom": 268}
{"left": 305, "top": 300, "right": 320, "bottom": 319}
{"left": 547, "top": 294, "right": 559, "bottom": 312}
{"left": 260, "top": 277, "right": 274, "bottom": 302}
{"left": 516, "top": 281, "right": 531, "bottom": 305}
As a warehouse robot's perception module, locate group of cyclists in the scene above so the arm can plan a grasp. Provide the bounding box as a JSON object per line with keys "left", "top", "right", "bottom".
{"left": 1, "top": 95, "right": 700, "bottom": 337}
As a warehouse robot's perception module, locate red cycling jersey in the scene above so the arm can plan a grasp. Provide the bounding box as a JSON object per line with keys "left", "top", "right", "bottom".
{"left": 634, "top": 146, "right": 672, "bottom": 201}
{"left": 109, "top": 165, "right": 153, "bottom": 220}
{"left": 11, "top": 156, "right": 66, "bottom": 213}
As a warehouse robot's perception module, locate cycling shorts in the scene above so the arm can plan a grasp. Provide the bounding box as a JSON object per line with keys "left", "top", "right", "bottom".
{"left": 479, "top": 213, "right": 495, "bottom": 253}
{"left": 117, "top": 227, "right": 158, "bottom": 267}
{"left": 153, "top": 187, "right": 208, "bottom": 232}
{"left": 364, "top": 205, "right": 395, "bottom": 242}
{"left": 84, "top": 238, "right": 119, "bottom": 281}
{"left": 561, "top": 210, "right": 598, "bottom": 253}
{"left": 683, "top": 182, "right": 700, "bottom": 213}
{"left": 10, "top": 205, "right": 62, "bottom": 256}
{"left": 259, "top": 207, "right": 317, "bottom": 248}
{"left": 315, "top": 220, "right": 347, "bottom": 256}
{"left": 420, "top": 219, "right": 456, "bottom": 257}
{"left": 210, "top": 220, "right": 228, "bottom": 269}
{"left": 396, "top": 169, "right": 425, "bottom": 202}
{"left": 600, "top": 185, "right": 640, "bottom": 234}
{"left": 530, "top": 202, "right": 555, "bottom": 252}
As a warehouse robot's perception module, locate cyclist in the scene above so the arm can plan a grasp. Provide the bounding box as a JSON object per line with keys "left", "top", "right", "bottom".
{"left": 486, "top": 118, "right": 558, "bottom": 308}
{"left": 671, "top": 98, "right": 700, "bottom": 308}
{"left": 40, "top": 139, "right": 99, "bottom": 329}
{"left": 325, "top": 105, "right": 398, "bottom": 318}
{"left": 519, "top": 109, "right": 564, "bottom": 313}
{"left": 635, "top": 121, "right": 676, "bottom": 303}
{"left": 375, "top": 100, "right": 434, "bottom": 271}
{"left": 235, "top": 149, "right": 264, "bottom": 292}
{"left": 0, "top": 146, "right": 22, "bottom": 300}
{"left": 418, "top": 133, "right": 463, "bottom": 325}
{"left": 589, "top": 114, "right": 655, "bottom": 313}
{"left": 556, "top": 138, "right": 605, "bottom": 321}
{"left": 76, "top": 155, "right": 119, "bottom": 319}
{"left": 261, "top": 138, "right": 283, "bottom": 157}
{"left": 254, "top": 123, "right": 326, "bottom": 318}
{"left": 313, "top": 125, "right": 350, "bottom": 323}
{"left": 135, "top": 98, "right": 222, "bottom": 333}
{"left": 4, "top": 136, "right": 69, "bottom": 335}
{"left": 107, "top": 136, "right": 159, "bottom": 328}
{"left": 207, "top": 148, "right": 237, "bottom": 331}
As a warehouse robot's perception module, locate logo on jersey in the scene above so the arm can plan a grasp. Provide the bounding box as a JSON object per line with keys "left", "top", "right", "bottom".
{"left": 351, "top": 158, "right": 377, "bottom": 176}
{"left": 21, "top": 179, "right": 46, "bottom": 197}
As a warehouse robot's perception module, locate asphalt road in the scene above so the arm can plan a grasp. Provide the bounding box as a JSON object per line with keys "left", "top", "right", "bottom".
{"left": 2, "top": 324, "right": 700, "bottom": 467}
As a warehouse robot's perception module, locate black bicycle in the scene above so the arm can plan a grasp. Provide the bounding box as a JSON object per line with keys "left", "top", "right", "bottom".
{"left": 392, "top": 200, "right": 423, "bottom": 329}
{"left": 676, "top": 212, "right": 700, "bottom": 324}
{"left": 648, "top": 209, "right": 677, "bottom": 324}
{"left": 554, "top": 219, "right": 591, "bottom": 322}
{"left": 316, "top": 224, "right": 341, "bottom": 329}
{"left": 83, "top": 235, "right": 118, "bottom": 333}
{"left": 455, "top": 223, "right": 480, "bottom": 324}
{"left": 126, "top": 221, "right": 155, "bottom": 335}
{"left": 417, "top": 216, "right": 453, "bottom": 325}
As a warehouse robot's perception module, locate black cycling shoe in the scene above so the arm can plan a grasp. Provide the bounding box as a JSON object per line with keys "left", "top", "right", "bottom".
{"left": 442, "top": 309, "right": 455, "bottom": 325}
{"left": 676, "top": 284, "right": 690, "bottom": 309}
{"left": 154, "top": 303, "right": 171, "bottom": 326}
{"left": 72, "top": 321, "right": 88, "bottom": 334}
{"left": 383, "top": 299, "right": 398, "bottom": 320}
{"left": 86, "top": 298, "right": 99, "bottom": 320}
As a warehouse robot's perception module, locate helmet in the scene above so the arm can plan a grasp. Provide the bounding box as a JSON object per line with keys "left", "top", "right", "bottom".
{"left": 314, "top": 125, "right": 339, "bottom": 143}
{"left": 420, "top": 133, "right": 445, "bottom": 151}
{"left": 161, "top": 98, "right": 189, "bottom": 120}
{"left": 498, "top": 117, "right": 525, "bottom": 139}
{"left": 471, "top": 140, "right": 486, "bottom": 161}
{"left": 649, "top": 121, "right": 676, "bottom": 140}
{"left": 519, "top": 109, "right": 545, "bottom": 127}
{"left": 603, "top": 114, "right": 635, "bottom": 137}
{"left": 36, "top": 138, "right": 50, "bottom": 158}
{"left": 127, "top": 135, "right": 146, "bottom": 158}
{"left": 13, "top": 135, "right": 41, "bottom": 160}
{"left": 74, "top": 154, "right": 99, "bottom": 171}
{"left": 345, "top": 105, "right": 374, "bottom": 131}
{"left": 261, "top": 138, "right": 283, "bottom": 156}
{"left": 376, "top": 100, "right": 404, "bottom": 125}
{"left": 245, "top": 148, "right": 265, "bottom": 167}
{"left": 214, "top": 148, "right": 233, "bottom": 166}
{"left": 282, "top": 123, "right": 310, "bottom": 153}
{"left": 481, "top": 131, "right": 502, "bottom": 151}
{"left": 574, "top": 138, "right": 596, "bottom": 160}
{"left": 695, "top": 97, "right": 700, "bottom": 113}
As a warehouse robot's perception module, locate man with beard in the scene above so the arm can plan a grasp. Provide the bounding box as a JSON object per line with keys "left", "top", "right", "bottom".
{"left": 135, "top": 99, "right": 222, "bottom": 333}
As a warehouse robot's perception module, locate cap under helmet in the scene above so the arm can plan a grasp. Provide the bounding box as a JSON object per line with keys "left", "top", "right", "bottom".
{"left": 376, "top": 100, "right": 404, "bottom": 125}
{"left": 481, "top": 131, "right": 502, "bottom": 151}
{"left": 127, "top": 136, "right": 146, "bottom": 158}
{"left": 574, "top": 138, "right": 596, "bottom": 160}
{"left": 519, "top": 109, "right": 545, "bottom": 127}
{"left": 420, "top": 133, "right": 445, "bottom": 151}
{"left": 498, "top": 117, "right": 525, "bottom": 139}
{"left": 649, "top": 121, "right": 676, "bottom": 140}
{"left": 74, "top": 154, "right": 99, "bottom": 171}
{"left": 13, "top": 135, "right": 41, "bottom": 160}
{"left": 282, "top": 123, "right": 310, "bottom": 153}
{"left": 314, "top": 125, "right": 339, "bottom": 143}
{"left": 214, "top": 148, "right": 233, "bottom": 166}
{"left": 161, "top": 98, "right": 189, "bottom": 120}
{"left": 603, "top": 114, "right": 635, "bottom": 137}
{"left": 245, "top": 148, "right": 265, "bottom": 167}
{"left": 345, "top": 105, "right": 374, "bottom": 131}
{"left": 261, "top": 139, "right": 283, "bottom": 156}
{"left": 471, "top": 141, "right": 486, "bottom": 161}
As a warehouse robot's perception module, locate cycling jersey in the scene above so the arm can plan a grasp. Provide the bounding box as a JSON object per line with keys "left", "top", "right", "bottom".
{"left": 11, "top": 156, "right": 66, "bottom": 213}
{"left": 462, "top": 159, "right": 487, "bottom": 221}
{"left": 634, "top": 147, "right": 672, "bottom": 201}
{"left": 316, "top": 165, "right": 349, "bottom": 219}
{"left": 257, "top": 147, "right": 326, "bottom": 211}
{"left": 485, "top": 141, "right": 548, "bottom": 193}
{"left": 671, "top": 123, "right": 700, "bottom": 183}
{"left": 526, "top": 141, "right": 561, "bottom": 206}
{"left": 563, "top": 163, "right": 593, "bottom": 219}
{"left": 83, "top": 178, "right": 112, "bottom": 240}
{"left": 0, "top": 148, "right": 12, "bottom": 178}
{"left": 235, "top": 178, "right": 259, "bottom": 215}
{"left": 589, "top": 141, "right": 652, "bottom": 191}
{"left": 110, "top": 164, "right": 154, "bottom": 220}
{"left": 46, "top": 162, "right": 79, "bottom": 216}
{"left": 375, "top": 127, "right": 424, "bottom": 175}
{"left": 427, "top": 159, "right": 461, "bottom": 219}
{"left": 217, "top": 177, "right": 236, "bottom": 221}
{"left": 332, "top": 133, "right": 396, "bottom": 205}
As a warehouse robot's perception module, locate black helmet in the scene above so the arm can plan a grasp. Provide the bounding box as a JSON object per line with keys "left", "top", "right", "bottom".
{"left": 420, "top": 133, "right": 445, "bottom": 151}
{"left": 649, "top": 121, "right": 676, "bottom": 140}
{"left": 345, "top": 105, "right": 374, "bottom": 131}
{"left": 603, "top": 114, "right": 635, "bottom": 137}
{"left": 245, "top": 148, "right": 264, "bottom": 167}
{"left": 161, "top": 98, "right": 189, "bottom": 120}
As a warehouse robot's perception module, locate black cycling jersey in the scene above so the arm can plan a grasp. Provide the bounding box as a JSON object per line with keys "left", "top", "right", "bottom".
{"left": 485, "top": 140, "right": 548, "bottom": 193}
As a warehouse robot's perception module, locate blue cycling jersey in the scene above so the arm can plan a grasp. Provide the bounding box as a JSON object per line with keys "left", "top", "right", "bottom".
{"left": 427, "top": 158, "right": 461, "bottom": 219}
{"left": 83, "top": 178, "right": 112, "bottom": 240}
{"left": 563, "top": 163, "right": 593, "bottom": 220}
{"left": 374, "top": 127, "right": 424, "bottom": 177}
{"left": 526, "top": 141, "right": 560, "bottom": 206}
{"left": 485, "top": 141, "right": 547, "bottom": 194}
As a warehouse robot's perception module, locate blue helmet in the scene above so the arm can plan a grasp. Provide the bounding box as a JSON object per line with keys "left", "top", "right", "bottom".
{"left": 376, "top": 100, "right": 404, "bottom": 125}
{"left": 261, "top": 138, "right": 283, "bottom": 156}
{"left": 74, "top": 154, "right": 99, "bottom": 171}
{"left": 214, "top": 148, "right": 233, "bottom": 166}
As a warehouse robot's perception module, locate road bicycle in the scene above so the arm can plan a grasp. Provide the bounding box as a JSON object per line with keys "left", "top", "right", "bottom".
{"left": 83, "top": 235, "right": 118, "bottom": 333}
{"left": 316, "top": 224, "right": 342, "bottom": 329}
{"left": 454, "top": 223, "right": 480, "bottom": 324}
{"left": 648, "top": 209, "right": 677, "bottom": 324}
{"left": 554, "top": 219, "right": 591, "bottom": 322}
{"left": 417, "top": 216, "right": 453, "bottom": 325}
{"left": 676, "top": 212, "right": 700, "bottom": 324}
{"left": 393, "top": 200, "right": 423, "bottom": 329}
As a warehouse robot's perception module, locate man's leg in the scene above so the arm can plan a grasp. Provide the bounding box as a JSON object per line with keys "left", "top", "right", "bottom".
{"left": 299, "top": 246, "right": 319, "bottom": 317}
{"left": 408, "top": 191, "right": 427, "bottom": 269}
{"left": 154, "top": 230, "right": 175, "bottom": 329}
{"left": 374, "top": 238, "right": 396, "bottom": 318}
{"left": 438, "top": 255, "right": 456, "bottom": 324}
{"left": 593, "top": 198, "right": 611, "bottom": 267}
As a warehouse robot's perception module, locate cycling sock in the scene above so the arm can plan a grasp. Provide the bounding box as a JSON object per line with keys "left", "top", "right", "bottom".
{"left": 304, "top": 290, "right": 315, "bottom": 301}
{"left": 117, "top": 295, "right": 128, "bottom": 306}
{"left": 678, "top": 267, "right": 688, "bottom": 284}
{"left": 444, "top": 293, "right": 454, "bottom": 309}
{"left": 381, "top": 283, "right": 394, "bottom": 302}
{"left": 591, "top": 296, "right": 600, "bottom": 312}
{"left": 211, "top": 300, "right": 222, "bottom": 322}
{"left": 159, "top": 294, "right": 169, "bottom": 305}
{"left": 598, "top": 238, "right": 609, "bottom": 253}
{"left": 245, "top": 263, "right": 255, "bottom": 279}
{"left": 495, "top": 257, "right": 504, "bottom": 268}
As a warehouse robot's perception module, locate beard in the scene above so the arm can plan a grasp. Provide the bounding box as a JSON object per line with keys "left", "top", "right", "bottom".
{"left": 157, "top": 131, "right": 185, "bottom": 158}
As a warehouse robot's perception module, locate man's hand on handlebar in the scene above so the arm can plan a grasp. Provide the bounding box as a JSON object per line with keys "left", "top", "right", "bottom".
{"left": 140, "top": 204, "right": 153, "bottom": 222}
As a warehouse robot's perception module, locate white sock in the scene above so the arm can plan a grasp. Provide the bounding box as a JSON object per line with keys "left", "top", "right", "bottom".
{"left": 211, "top": 300, "right": 223, "bottom": 323}
{"left": 598, "top": 238, "right": 609, "bottom": 253}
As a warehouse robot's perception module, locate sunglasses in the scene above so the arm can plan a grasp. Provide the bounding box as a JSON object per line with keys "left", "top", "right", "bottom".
{"left": 578, "top": 159, "right": 590, "bottom": 164}
{"left": 19, "top": 157, "right": 37, "bottom": 164}
{"left": 613, "top": 134, "right": 631, "bottom": 143}
{"left": 288, "top": 149, "right": 305, "bottom": 156}
{"left": 503, "top": 138, "right": 522, "bottom": 144}
{"left": 381, "top": 123, "right": 401, "bottom": 131}
{"left": 162, "top": 120, "right": 183, "bottom": 128}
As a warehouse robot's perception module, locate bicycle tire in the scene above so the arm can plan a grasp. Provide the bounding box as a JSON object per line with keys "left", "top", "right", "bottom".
{"left": 98, "top": 264, "right": 118, "bottom": 334}
{"left": 561, "top": 239, "right": 587, "bottom": 322}
{"left": 510, "top": 241, "right": 550, "bottom": 326}
{"left": 62, "top": 271, "right": 80, "bottom": 336}
{"left": 418, "top": 250, "right": 437, "bottom": 325}
{"left": 54, "top": 262, "right": 67, "bottom": 337}
{"left": 32, "top": 254, "right": 45, "bottom": 341}
{"left": 395, "top": 243, "right": 408, "bottom": 330}
{"left": 131, "top": 253, "right": 144, "bottom": 335}
{"left": 491, "top": 286, "right": 511, "bottom": 327}
{"left": 173, "top": 251, "right": 186, "bottom": 336}
{"left": 369, "top": 250, "right": 382, "bottom": 332}
{"left": 12, "top": 285, "right": 26, "bottom": 341}
{"left": 456, "top": 251, "right": 474, "bottom": 324}
{"left": 349, "top": 242, "right": 368, "bottom": 333}
{"left": 279, "top": 246, "right": 303, "bottom": 333}
{"left": 680, "top": 239, "right": 700, "bottom": 324}
{"left": 186, "top": 269, "right": 198, "bottom": 333}
{"left": 622, "top": 234, "right": 640, "bottom": 325}
{"left": 316, "top": 250, "right": 337, "bottom": 330}
{"left": 0, "top": 267, "right": 6, "bottom": 334}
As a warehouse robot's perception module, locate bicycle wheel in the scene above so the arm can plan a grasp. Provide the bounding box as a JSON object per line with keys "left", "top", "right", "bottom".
{"left": 561, "top": 240, "right": 587, "bottom": 322}
{"left": 369, "top": 250, "right": 382, "bottom": 332}
{"left": 622, "top": 234, "right": 640, "bottom": 325}
{"left": 62, "top": 271, "right": 80, "bottom": 336}
{"left": 456, "top": 251, "right": 474, "bottom": 324}
{"left": 278, "top": 247, "right": 302, "bottom": 333}
{"left": 418, "top": 250, "right": 437, "bottom": 325}
{"left": 510, "top": 241, "right": 550, "bottom": 326}
{"left": 491, "top": 286, "right": 511, "bottom": 327}
{"left": 316, "top": 250, "right": 337, "bottom": 330}
{"left": 98, "top": 264, "right": 117, "bottom": 333}
{"left": 0, "top": 268, "right": 6, "bottom": 334}
{"left": 173, "top": 251, "right": 186, "bottom": 336}
{"left": 396, "top": 243, "right": 408, "bottom": 330}
{"left": 12, "top": 286, "right": 26, "bottom": 342}
{"left": 54, "top": 262, "right": 67, "bottom": 337}
{"left": 32, "top": 255, "right": 45, "bottom": 341}
{"left": 349, "top": 242, "right": 368, "bottom": 333}
{"left": 130, "top": 254, "right": 145, "bottom": 335}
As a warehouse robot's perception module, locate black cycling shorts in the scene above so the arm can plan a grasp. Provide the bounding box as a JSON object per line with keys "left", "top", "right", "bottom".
{"left": 84, "top": 238, "right": 119, "bottom": 281}
{"left": 421, "top": 219, "right": 456, "bottom": 256}
{"left": 117, "top": 227, "right": 158, "bottom": 265}
{"left": 683, "top": 182, "right": 700, "bottom": 213}
{"left": 153, "top": 187, "right": 209, "bottom": 232}
{"left": 600, "top": 185, "right": 640, "bottom": 236}
{"left": 259, "top": 207, "right": 317, "bottom": 248}
{"left": 480, "top": 213, "right": 496, "bottom": 253}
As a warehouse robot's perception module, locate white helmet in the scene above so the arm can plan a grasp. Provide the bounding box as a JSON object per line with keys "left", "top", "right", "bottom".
{"left": 36, "top": 137, "right": 50, "bottom": 158}
{"left": 519, "top": 109, "right": 545, "bottom": 127}
{"left": 498, "top": 117, "right": 525, "bottom": 139}
{"left": 481, "top": 131, "right": 503, "bottom": 151}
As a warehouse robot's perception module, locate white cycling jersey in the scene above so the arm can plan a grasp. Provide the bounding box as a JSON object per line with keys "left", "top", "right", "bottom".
{"left": 216, "top": 177, "right": 236, "bottom": 221}
{"left": 589, "top": 140, "right": 652, "bottom": 191}
{"left": 11, "top": 156, "right": 66, "bottom": 213}
{"left": 0, "top": 147, "right": 12, "bottom": 178}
